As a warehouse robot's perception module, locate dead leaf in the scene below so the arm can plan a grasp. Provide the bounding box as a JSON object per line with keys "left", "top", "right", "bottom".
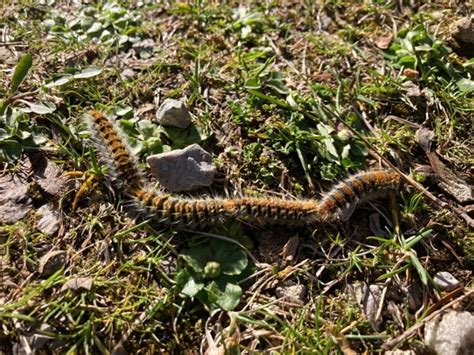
{"left": 61, "top": 277, "right": 93, "bottom": 292}
{"left": 416, "top": 128, "right": 473, "bottom": 203}
{"left": 375, "top": 34, "right": 393, "bottom": 49}
{"left": 404, "top": 68, "right": 420, "bottom": 78}
{"left": 280, "top": 235, "right": 299, "bottom": 265}
{"left": 38, "top": 250, "right": 66, "bottom": 277}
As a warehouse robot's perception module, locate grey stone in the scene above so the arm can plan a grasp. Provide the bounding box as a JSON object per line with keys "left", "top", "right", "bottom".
{"left": 275, "top": 281, "right": 306, "bottom": 303}
{"left": 0, "top": 175, "right": 33, "bottom": 224}
{"left": 155, "top": 99, "right": 192, "bottom": 128}
{"left": 147, "top": 144, "right": 216, "bottom": 191}
{"left": 425, "top": 310, "right": 474, "bottom": 355}
{"left": 36, "top": 204, "right": 60, "bottom": 236}
{"left": 433, "top": 271, "right": 460, "bottom": 291}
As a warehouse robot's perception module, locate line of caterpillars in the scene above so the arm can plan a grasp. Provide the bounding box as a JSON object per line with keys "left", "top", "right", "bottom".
{"left": 88, "top": 110, "right": 402, "bottom": 227}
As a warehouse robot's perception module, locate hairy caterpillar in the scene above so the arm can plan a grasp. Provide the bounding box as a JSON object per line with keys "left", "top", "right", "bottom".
{"left": 131, "top": 188, "right": 320, "bottom": 226}
{"left": 88, "top": 110, "right": 145, "bottom": 191}
{"left": 86, "top": 111, "right": 401, "bottom": 226}
{"left": 317, "top": 170, "right": 401, "bottom": 222}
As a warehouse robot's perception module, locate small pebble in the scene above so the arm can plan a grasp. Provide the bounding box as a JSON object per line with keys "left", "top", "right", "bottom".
{"left": 433, "top": 271, "right": 460, "bottom": 291}
{"left": 155, "top": 98, "right": 192, "bottom": 129}
{"left": 36, "top": 204, "right": 60, "bottom": 236}
{"left": 275, "top": 281, "right": 306, "bottom": 304}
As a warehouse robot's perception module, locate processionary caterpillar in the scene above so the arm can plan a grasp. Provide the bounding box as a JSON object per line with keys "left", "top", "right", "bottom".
{"left": 88, "top": 110, "right": 145, "bottom": 191}
{"left": 86, "top": 111, "right": 402, "bottom": 227}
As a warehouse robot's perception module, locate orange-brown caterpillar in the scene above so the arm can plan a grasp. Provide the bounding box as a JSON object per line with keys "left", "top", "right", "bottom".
{"left": 86, "top": 110, "right": 401, "bottom": 226}
{"left": 131, "top": 188, "right": 320, "bottom": 226}
{"left": 317, "top": 170, "right": 401, "bottom": 222}
{"left": 88, "top": 110, "right": 145, "bottom": 191}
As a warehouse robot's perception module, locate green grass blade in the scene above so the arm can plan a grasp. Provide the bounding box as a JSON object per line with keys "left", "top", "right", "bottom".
{"left": 246, "top": 88, "right": 291, "bottom": 110}
{"left": 409, "top": 252, "right": 429, "bottom": 285}
{"left": 9, "top": 53, "right": 33, "bottom": 96}
{"left": 404, "top": 228, "right": 432, "bottom": 249}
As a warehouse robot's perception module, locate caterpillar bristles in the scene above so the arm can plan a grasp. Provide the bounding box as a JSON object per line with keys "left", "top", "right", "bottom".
{"left": 86, "top": 110, "right": 145, "bottom": 191}
{"left": 86, "top": 110, "right": 402, "bottom": 227}
{"left": 316, "top": 170, "right": 401, "bottom": 222}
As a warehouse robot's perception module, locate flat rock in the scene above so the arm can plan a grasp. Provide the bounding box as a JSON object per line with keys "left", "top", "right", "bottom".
{"left": 36, "top": 204, "right": 60, "bottom": 236}
{"left": 147, "top": 144, "right": 216, "bottom": 191}
{"left": 425, "top": 310, "right": 474, "bottom": 355}
{"left": 155, "top": 99, "right": 192, "bottom": 128}
{"left": 34, "top": 158, "right": 68, "bottom": 197}
{"left": 0, "top": 174, "right": 33, "bottom": 224}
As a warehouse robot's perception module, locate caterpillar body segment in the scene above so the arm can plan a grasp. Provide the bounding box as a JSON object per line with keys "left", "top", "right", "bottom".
{"left": 131, "top": 187, "right": 235, "bottom": 226}
{"left": 87, "top": 110, "right": 145, "bottom": 191}
{"left": 131, "top": 188, "right": 320, "bottom": 227}
{"left": 317, "top": 170, "right": 401, "bottom": 222}
{"left": 231, "top": 197, "right": 320, "bottom": 225}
